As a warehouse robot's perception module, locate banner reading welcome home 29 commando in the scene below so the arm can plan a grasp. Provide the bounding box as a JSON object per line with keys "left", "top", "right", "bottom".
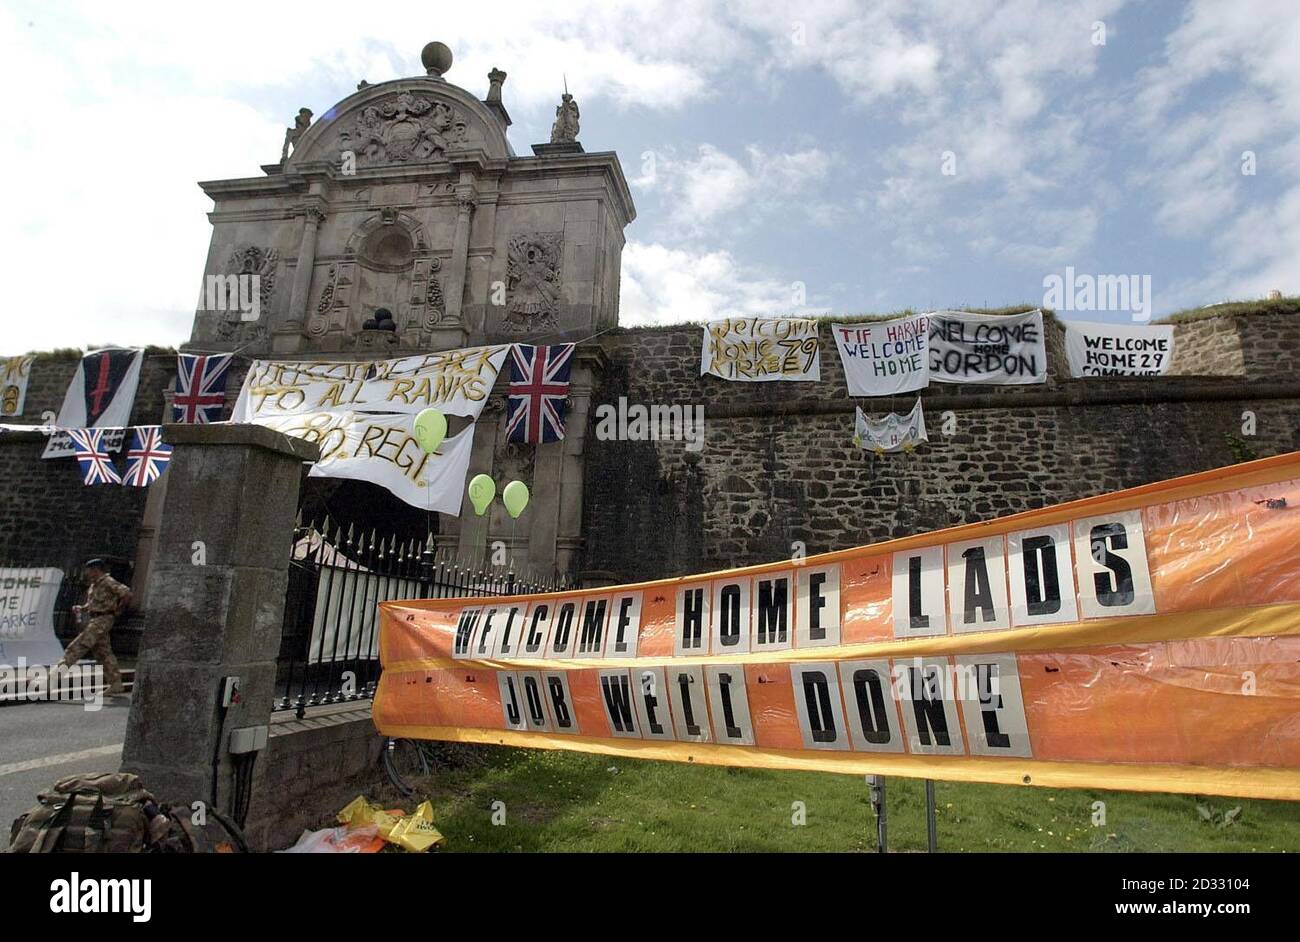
{"left": 375, "top": 453, "right": 1300, "bottom": 800}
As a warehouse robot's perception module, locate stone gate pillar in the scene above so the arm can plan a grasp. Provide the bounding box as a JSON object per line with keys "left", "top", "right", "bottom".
{"left": 121, "top": 424, "right": 319, "bottom": 811}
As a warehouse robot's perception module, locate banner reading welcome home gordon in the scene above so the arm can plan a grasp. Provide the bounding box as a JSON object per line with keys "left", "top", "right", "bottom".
{"left": 374, "top": 452, "right": 1300, "bottom": 800}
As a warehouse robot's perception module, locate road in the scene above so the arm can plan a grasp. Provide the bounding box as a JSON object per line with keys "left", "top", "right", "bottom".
{"left": 0, "top": 696, "right": 129, "bottom": 836}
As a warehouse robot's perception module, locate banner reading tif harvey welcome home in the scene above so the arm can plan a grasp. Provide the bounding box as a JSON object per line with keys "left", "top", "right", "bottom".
{"left": 375, "top": 452, "right": 1300, "bottom": 800}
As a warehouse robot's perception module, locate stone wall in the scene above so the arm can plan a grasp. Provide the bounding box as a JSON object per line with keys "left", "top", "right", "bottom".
{"left": 0, "top": 350, "right": 175, "bottom": 576}
{"left": 1166, "top": 308, "right": 1300, "bottom": 379}
{"left": 580, "top": 308, "right": 1300, "bottom": 581}
{"left": 242, "top": 707, "right": 386, "bottom": 852}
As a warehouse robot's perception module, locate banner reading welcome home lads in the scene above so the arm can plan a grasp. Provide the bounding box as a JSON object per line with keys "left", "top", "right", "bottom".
{"left": 375, "top": 452, "right": 1300, "bottom": 800}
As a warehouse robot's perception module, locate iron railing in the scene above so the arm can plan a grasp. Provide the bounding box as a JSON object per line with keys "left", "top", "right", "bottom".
{"left": 276, "top": 516, "right": 570, "bottom": 717}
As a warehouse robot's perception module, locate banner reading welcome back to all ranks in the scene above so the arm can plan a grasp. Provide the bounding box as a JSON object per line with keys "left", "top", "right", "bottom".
{"left": 231, "top": 345, "right": 510, "bottom": 423}
{"left": 374, "top": 452, "right": 1300, "bottom": 800}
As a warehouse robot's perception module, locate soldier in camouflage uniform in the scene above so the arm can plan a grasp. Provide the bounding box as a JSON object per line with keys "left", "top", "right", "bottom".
{"left": 61, "top": 559, "right": 132, "bottom": 697}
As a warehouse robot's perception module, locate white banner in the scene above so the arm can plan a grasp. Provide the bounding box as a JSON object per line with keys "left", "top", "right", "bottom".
{"left": 1065, "top": 320, "right": 1175, "bottom": 377}
{"left": 257, "top": 411, "right": 474, "bottom": 513}
{"left": 700, "top": 317, "right": 820, "bottom": 382}
{"left": 928, "top": 310, "right": 1047, "bottom": 385}
{"left": 39, "top": 427, "right": 129, "bottom": 459}
{"left": 231, "top": 345, "right": 511, "bottom": 422}
{"left": 854, "top": 399, "right": 928, "bottom": 453}
{"left": 1, "top": 356, "right": 34, "bottom": 418}
{"left": 0, "top": 568, "right": 66, "bottom": 666}
{"left": 832, "top": 314, "right": 930, "bottom": 396}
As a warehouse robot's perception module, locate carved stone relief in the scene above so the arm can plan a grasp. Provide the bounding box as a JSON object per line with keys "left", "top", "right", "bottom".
{"left": 300, "top": 209, "right": 455, "bottom": 348}
{"left": 505, "top": 232, "right": 563, "bottom": 332}
{"left": 230, "top": 246, "right": 278, "bottom": 310}
{"left": 422, "top": 258, "right": 447, "bottom": 330}
{"left": 210, "top": 245, "right": 277, "bottom": 344}
{"left": 495, "top": 441, "right": 536, "bottom": 484}
{"left": 338, "top": 91, "right": 470, "bottom": 167}
{"left": 307, "top": 264, "right": 341, "bottom": 337}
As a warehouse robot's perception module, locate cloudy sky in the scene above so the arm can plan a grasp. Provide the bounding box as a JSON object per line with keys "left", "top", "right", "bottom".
{"left": 3, "top": 0, "right": 1297, "bottom": 351}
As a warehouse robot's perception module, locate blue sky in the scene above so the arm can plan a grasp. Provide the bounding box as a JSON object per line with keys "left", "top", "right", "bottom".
{"left": 3, "top": 0, "right": 1297, "bottom": 351}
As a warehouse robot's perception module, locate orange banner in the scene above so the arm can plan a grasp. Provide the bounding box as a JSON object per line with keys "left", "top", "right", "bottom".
{"left": 374, "top": 452, "right": 1300, "bottom": 800}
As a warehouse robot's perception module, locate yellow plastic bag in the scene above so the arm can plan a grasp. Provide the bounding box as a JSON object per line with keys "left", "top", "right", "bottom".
{"left": 337, "top": 796, "right": 444, "bottom": 852}
{"left": 387, "top": 801, "right": 445, "bottom": 853}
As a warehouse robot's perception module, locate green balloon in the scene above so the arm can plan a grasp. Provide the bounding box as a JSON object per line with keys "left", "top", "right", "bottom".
{"left": 413, "top": 408, "right": 447, "bottom": 454}
{"left": 502, "top": 480, "right": 530, "bottom": 519}
{"left": 468, "top": 473, "right": 496, "bottom": 516}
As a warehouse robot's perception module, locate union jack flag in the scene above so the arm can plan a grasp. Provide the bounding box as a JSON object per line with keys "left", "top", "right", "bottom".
{"left": 172, "top": 354, "right": 232, "bottom": 424}
{"left": 68, "top": 428, "right": 122, "bottom": 486}
{"left": 123, "top": 426, "right": 172, "bottom": 487}
{"left": 506, "top": 344, "right": 574, "bottom": 444}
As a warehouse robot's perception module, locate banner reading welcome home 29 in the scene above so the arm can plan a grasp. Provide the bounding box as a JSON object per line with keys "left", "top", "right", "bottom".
{"left": 374, "top": 453, "right": 1300, "bottom": 800}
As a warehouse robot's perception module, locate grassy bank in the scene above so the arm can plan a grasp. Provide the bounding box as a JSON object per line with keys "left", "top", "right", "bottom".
{"left": 381, "top": 744, "right": 1298, "bottom": 853}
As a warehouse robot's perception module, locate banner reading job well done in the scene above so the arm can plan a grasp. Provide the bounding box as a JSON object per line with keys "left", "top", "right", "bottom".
{"left": 375, "top": 453, "right": 1300, "bottom": 800}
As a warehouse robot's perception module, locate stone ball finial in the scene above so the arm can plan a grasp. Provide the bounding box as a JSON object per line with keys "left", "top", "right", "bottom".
{"left": 421, "top": 42, "right": 453, "bottom": 78}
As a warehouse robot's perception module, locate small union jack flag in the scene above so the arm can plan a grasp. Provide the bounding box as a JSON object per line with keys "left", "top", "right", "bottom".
{"left": 123, "top": 426, "right": 172, "bottom": 487}
{"left": 172, "top": 354, "right": 232, "bottom": 424}
{"left": 506, "top": 344, "right": 574, "bottom": 444}
{"left": 68, "top": 428, "right": 122, "bottom": 486}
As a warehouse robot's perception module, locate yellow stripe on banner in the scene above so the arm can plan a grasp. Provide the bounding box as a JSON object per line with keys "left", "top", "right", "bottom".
{"left": 384, "top": 600, "right": 1300, "bottom": 673}
{"left": 379, "top": 451, "right": 1300, "bottom": 608}
{"left": 374, "top": 724, "right": 1300, "bottom": 802}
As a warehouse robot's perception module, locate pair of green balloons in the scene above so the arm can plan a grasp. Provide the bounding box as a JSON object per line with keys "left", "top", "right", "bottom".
{"left": 468, "top": 475, "right": 530, "bottom": 519}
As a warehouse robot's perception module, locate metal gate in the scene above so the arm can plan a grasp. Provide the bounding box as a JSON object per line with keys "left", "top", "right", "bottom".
{"left": 276, "top": 516, "right": 570, "bottom": 716}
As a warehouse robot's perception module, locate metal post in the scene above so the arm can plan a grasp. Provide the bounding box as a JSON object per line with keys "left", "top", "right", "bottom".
{"left": 869, "top": 775, "right": 887, "bottom": 853}
{"left": 925, "top": 779, "right": 937, "bottom": 853}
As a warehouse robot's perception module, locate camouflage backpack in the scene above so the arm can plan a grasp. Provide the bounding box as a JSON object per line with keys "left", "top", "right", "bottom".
{"left": 8, "top": 772, "right": 153, "bottom": 854}
{"left": 8, "top": 771, "right": 249, "bottom": 854}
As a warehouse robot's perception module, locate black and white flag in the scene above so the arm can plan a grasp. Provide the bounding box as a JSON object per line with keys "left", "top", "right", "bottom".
{"left": 42, "top": 347, "right": 143, "bottom": 459}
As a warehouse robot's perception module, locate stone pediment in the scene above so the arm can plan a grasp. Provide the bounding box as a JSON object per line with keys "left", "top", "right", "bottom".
{"left": 287, "top": 78, "right": 509, "bottom": 170}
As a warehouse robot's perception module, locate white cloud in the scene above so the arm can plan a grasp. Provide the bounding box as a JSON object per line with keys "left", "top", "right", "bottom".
{"left": 741, "top": 0, "right": 1128, "bottom": 276}
{"left": 1136, "top": 0, "right": 1300, "bottom": 302}
{"left": 619, "top": 241, "right": 826, "bottom": 326}
{"left": 638, "top": 143, "right": 834, "bottom": 234}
